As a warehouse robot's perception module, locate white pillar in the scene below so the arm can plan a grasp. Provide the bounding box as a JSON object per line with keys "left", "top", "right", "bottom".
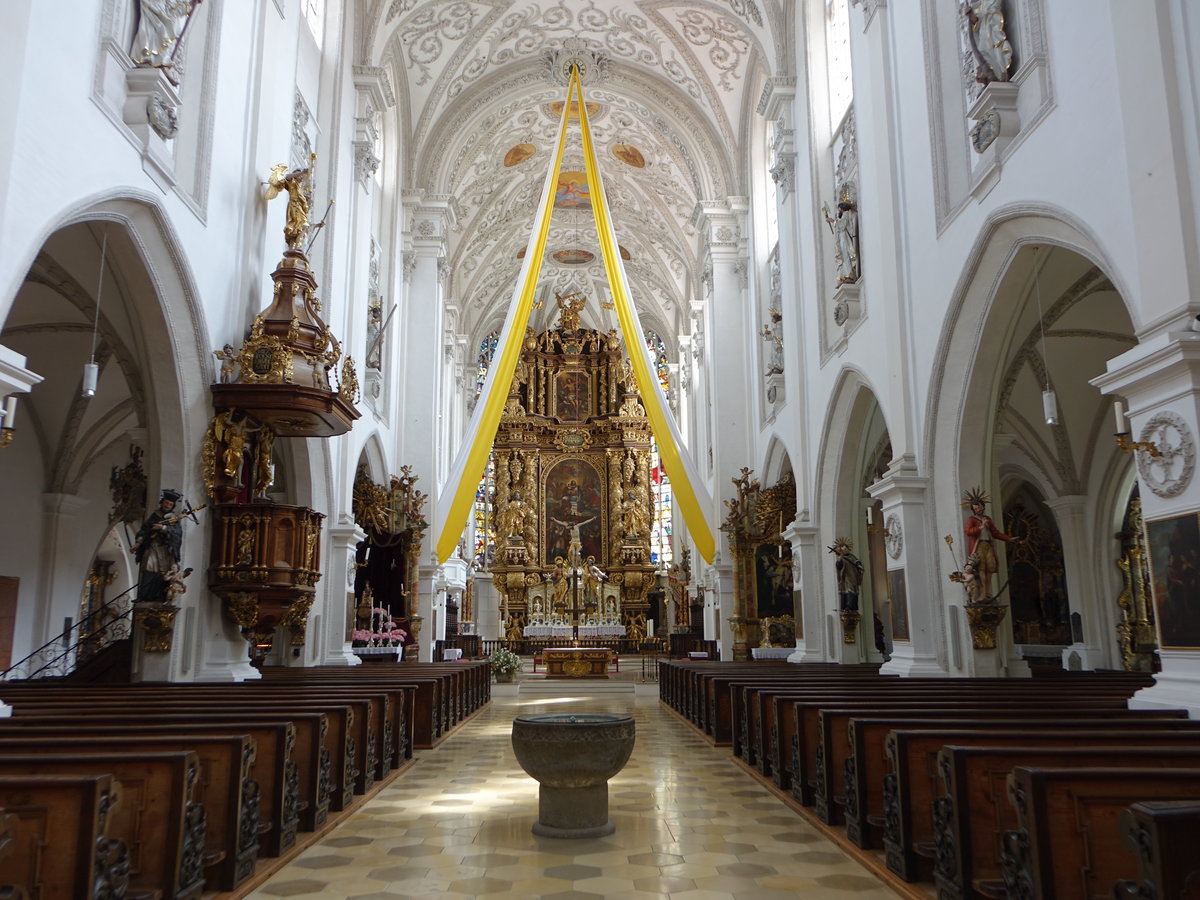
{"left": 1046, "top": 495, "right": 1110, "bottom": 670}
{"left": 400, "top": 195, "right": 453, "bottom": 661}
{"left": 1094, "top": 331, "right": 1200, "bottom": 717}
{"left": 321, "top": 524, "right": 365, "bottom": 666}
{"left": 785, "top": 522, "right": 827, "bottom": 663}
{"left": 693, "top": 199, "right": 753, "bottom": 660}
{"left": 869, "top": 456, "right": 947, "bottom": 677}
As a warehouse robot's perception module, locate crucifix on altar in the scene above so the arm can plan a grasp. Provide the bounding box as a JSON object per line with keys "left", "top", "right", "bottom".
{"left": 547, "top": 533, "right": 610, "bottom": 645}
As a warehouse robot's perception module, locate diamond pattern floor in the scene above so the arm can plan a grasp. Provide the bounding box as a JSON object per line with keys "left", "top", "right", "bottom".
{"left": 248, "top": 686, "right": 900, "bottom": 899}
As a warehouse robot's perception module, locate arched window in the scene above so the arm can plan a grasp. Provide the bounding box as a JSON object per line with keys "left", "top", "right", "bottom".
{"left": 644, "top": 331, "right": 673, "bottom": 568}
{"left": 472, "top": 331, "right": 500, "bottom": 568}
{"left": 825, "top": 0, "right": 854, "bottom": 132}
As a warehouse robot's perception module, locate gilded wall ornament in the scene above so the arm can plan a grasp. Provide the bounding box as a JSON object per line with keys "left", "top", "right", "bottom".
{"left": 1137, "top": 410, "right": 1195, "bottom": 498}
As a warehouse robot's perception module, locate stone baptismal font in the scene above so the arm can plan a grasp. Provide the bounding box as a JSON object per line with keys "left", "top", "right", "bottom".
{"left": 511, "top": 712, "right": 636, "bottom": 837}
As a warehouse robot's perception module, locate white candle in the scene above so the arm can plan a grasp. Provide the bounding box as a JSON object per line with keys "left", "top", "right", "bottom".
{"left": 2, "top": 396, "right": 15, "bottom": 430}
{"left": 1113, "top": 399, "right": 1126, "bottom": 433}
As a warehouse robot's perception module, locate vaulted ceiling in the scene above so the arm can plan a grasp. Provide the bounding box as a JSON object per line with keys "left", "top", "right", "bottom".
{"left": 357, "top": 0, "right": 790, "bottom": 346}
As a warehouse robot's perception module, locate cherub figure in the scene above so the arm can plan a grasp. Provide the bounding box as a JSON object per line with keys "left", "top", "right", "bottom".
{"left": 214, "top": 343, "right": 238, "bottom": 383}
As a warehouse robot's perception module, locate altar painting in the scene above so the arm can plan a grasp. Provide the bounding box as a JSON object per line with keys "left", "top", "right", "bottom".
{"left": 544, "top": 459, "right": 603, "bottom": 564}
{"left": 555, "top": 370, "right": 590, "bottom": 421}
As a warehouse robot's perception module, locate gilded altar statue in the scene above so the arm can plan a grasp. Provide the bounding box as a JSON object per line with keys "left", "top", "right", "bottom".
{"left": 555, "top": 290, "right": 587, "bottom": 332}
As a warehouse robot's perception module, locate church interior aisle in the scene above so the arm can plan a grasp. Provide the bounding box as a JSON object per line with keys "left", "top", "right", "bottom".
{"left": 247, "top": 690, "right": 899, "bottom": 899}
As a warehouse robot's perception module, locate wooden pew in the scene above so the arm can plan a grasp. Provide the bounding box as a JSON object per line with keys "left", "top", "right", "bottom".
{"left": 0, "top": 717, "right": 300, "bottom": 857}
{"left": 1114, "top": 800, "right": 1200, "bottom": 900}
{"left": 811, "top": 691, "right": 1138, "bottom": 822}
{"left": 0, "top": 773, "right": 129, "bottom": 900}
{"left": 881, "top": 717, "right": 1193, "bottom": 882}
{"left": 1000, "top": 767, "right": 1200, "bottom": 900}
{"left": 932, "top": 743, "right": 1200, "bottom": 900}
{"left": 0, "top": 809, "right": 22, "bottom": 900}
{"left": 750, "top": 674, "right": 1147, "bottom": 779}
{"left": 789, "top": 697, "right": 1134, "bottom": 808}
{"left": 0, "top": 733, "right": 256, "bottom": 893}
{"left": 5, "top": 692, "right": 360, "bottom": 812}
{"left": 0, "top": 709, "right": 331, "bottom": 833}
{"left": 841, "top": 715, "right": 1198, "bottom": 853}
{"left": 260, "top": 668, "right": 449, "bottom": 749}
{"left": 254, "top": 672, "right": 419, "bottom": 767}
{"left": 0, "top": 749, "right": 207, "bottom": 900}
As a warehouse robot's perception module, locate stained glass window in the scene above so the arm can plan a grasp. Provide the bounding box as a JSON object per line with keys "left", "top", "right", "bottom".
{"left": 643, "top": 331, "right": 673, "bottom": 567}
{"left": 476, "top": 330, "right": 499, "bottom": 397}
{"left": 472, "top": 454, "right": 496, "bottom": 569}
{"left": 472, "top": 331, "right": 500, "bottom": 568}
{"left": 645, "top": 330, "right": 670, "bottom": 396}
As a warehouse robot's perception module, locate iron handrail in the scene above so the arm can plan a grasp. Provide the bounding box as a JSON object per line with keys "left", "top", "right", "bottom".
{"left": 2, "top": 584, "right": 138, "bottom": 681}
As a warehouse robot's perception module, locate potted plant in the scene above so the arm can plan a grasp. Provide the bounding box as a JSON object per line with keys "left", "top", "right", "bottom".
{"left": 488, "top": 647, "right": 521, "bottom": 683}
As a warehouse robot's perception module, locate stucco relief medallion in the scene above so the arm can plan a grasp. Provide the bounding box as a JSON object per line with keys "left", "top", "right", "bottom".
{"left": 833, "top": 297, "right": 849, "bottom": 327}
{"left": 148, "top": 92, "right": 178, "bottom": 139}
{"left": 1137, "top": 410, "right": 1195, "bottom": 498}
{"left": 884, "top": 514, "right": 903, "bottom": 560}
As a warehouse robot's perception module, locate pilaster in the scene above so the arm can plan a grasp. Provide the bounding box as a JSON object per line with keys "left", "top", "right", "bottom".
{"left": 321, "top": 524, "right": 366, "bottom": 666}
{"left": 867, "top": 456, "right": 947, "bottom": 677}
{"left": 784, "top": 521, "right": 826, "bottom": 663}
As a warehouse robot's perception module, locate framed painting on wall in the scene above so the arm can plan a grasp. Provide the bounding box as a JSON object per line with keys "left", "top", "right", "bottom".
{"left": 1145, "top": 511, "right": 1200, "bottom": 649}
{"left": 889, "top": 568, "right": 910, "bottom": 642}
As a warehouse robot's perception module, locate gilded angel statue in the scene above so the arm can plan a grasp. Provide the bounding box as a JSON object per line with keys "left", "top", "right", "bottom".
{"left": 265, "top": 157, "right": 315, "bottom": 249}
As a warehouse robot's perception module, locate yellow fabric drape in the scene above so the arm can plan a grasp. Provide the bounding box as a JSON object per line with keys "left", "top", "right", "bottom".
{"left": 435, "top": 66, "right": 716, "bottom": 563}
{"left": 573, "top": 76, "right": 716, "bottom": 562}
{"left": 434, "top": 77, "right": 575, "bottom": 562}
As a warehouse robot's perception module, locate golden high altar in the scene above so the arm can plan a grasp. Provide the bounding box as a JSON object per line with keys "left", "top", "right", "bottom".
{"left": 492, "top": 292, "right": 656, "bottom": 644}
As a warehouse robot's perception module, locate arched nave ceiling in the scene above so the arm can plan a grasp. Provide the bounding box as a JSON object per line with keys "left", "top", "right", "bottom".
{"left": 358, "top": 0, "right": 786, "bottom": 341}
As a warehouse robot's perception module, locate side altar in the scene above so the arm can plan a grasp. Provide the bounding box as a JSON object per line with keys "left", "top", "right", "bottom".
{"left": 491, "top": 292, "right": 656, "bottom": 645}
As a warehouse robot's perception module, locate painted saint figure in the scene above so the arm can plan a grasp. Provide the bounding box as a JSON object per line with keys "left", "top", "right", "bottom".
{"left": 961, "top": 487, "right": 1019, "bottom": 601}
{"left": 829, "top": 538, "right": 863, "bottom": 611}
{"left": 132, "top": 489, "right": 185, "bottom": 603}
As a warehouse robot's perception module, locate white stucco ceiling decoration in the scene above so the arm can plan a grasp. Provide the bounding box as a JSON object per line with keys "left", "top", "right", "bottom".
{"left": 360, "top": 0, "right": 783, "bottom": 347}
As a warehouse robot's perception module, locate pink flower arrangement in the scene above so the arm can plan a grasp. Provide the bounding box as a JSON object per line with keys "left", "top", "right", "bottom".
{"left": 352, "top": 607, "right": 408, "bottom": 647}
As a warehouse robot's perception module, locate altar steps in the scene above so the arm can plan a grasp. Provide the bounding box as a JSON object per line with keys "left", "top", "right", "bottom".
{"left": 517, "top": 680, "right": 635, "bottom": 695}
